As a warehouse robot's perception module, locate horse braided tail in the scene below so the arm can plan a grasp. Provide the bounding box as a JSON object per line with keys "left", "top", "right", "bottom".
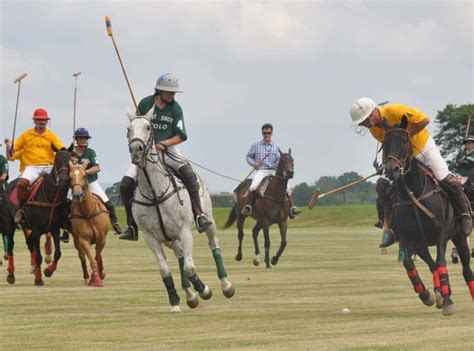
{"left": 223, "top": 206, "right": 237, "bottom": 229}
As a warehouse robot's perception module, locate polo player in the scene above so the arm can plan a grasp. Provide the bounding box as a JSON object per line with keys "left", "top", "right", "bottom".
{"left": 6, "top": 108, "right": 65, "bottom": 224}
{"left": 350, "top": 97, "right": 472, "bottom": 247}
{"left": 241, "top": 123, "right": 300, "bottom": 218}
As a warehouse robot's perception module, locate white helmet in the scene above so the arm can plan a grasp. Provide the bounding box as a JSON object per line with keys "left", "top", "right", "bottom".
{"left": 155, "top": 73, "right": 183, "bottom": 93}
{"left": 350, "top": 97, "right": 376, "bottom": 126}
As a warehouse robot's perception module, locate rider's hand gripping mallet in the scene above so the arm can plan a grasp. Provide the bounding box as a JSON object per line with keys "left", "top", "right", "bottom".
{"left": 105, "top": 16, "right": 140, "bottom": 113}
{"left": 11, "top": 73, "right": 28, "bottom": 156}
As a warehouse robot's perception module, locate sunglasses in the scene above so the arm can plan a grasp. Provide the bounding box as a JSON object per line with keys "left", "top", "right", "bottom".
{"left": 262, "top": 131, "right": 272, "bottom": 135}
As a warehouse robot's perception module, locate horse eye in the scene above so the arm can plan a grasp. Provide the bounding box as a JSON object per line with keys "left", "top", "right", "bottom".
{"left": 146, "top": 125, "right": 151, "bottom": 130}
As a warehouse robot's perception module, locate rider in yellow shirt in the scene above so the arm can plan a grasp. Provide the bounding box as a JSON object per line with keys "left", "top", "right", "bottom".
{"left": 350, "top": 98, "right": 472, "bottom": 247}
{"left": 7, "top": 108, "right": 65, "bottom": 223}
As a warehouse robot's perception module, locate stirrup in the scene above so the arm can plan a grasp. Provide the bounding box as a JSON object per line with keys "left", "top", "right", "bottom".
{"left": 119, "top": 226, "right": 138, "bottom": 241}
{"left": 379, "top": 229, "right": 395, "bottom": 248}
{"left": 241, "top": 205, "right": 252, "bottom": 216}
{"left": 289, "top": 206, "right": 301, "bottom": 219}
{"left": 195, "top": 214, "right": 211, "bottom": 233}
{"left": 374, "top": 220, "right": 383, "bottom": 229}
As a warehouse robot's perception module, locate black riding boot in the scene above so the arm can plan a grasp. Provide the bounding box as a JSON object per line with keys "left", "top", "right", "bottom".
{"left": 118, "top": 176, "right": 138, "bottom": 241}
{"left": 241, "top": 190, "right": 257, "bottom": 216}
{"left": 179, "top": 165, "right": 212, "bottom": 233}
{"left": 105, "top": 201, "right": 123, "bottom": 234}
{"left": 376, "top": 178, "right": 397, "bottom": 248}
{"left": 60, "top": 199, "right": 72, "bottom": 243}
{"left": 441, "top": 174, "right": 472, "bottom": 237}
{"left": 374, "top": 198, "right": 384, "bottom": 228}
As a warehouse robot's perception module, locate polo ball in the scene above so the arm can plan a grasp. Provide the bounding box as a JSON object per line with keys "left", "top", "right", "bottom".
{"left": 342, "top": 307, "right": 351, "bottom": 314}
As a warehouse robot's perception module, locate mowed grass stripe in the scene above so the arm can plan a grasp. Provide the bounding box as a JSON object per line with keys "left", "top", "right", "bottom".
{"left": 1, "top": 206, "right": 473, "bottom": 350}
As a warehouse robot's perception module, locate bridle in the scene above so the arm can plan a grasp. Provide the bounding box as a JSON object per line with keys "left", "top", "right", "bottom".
{"left": 383, "top": 128, "right": 412, "bottom": 175}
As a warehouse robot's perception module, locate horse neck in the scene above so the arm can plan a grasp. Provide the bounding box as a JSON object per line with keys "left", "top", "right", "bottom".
{"left": 39, "top": 173, "right": 66, "bottom": 203}
{"left": 399, "top": 158, "right": 427, "bottom": 197}
{"left": 136, "top": 152, "right": 170, "bottom": 198}
{"left": 268, "top": 174, "right": 289, "bottom": 197}
{"left": 76, "top": 185, "right": 98, "bottom": 215}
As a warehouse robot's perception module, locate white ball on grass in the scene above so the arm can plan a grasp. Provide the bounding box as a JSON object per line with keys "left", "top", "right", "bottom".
{"left": 342, "top": 307, "right": 351, "bottom": 314}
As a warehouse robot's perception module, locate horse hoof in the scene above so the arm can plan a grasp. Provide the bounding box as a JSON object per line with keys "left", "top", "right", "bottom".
{"left": 44, "top": 268, "right": 53, "bottom": 278}
{"left": 186, "top": 295, "right": 199, "bottom": 309}
{"left": 7, "top": 273, "right": 15, "bottom": 285}
{"left": 442, "top": 303, "right": 455, "bottom": 316}
{"left": 44, "top": 255, "right": 52, "bottom": 264}
{"left": 253, "top": 258, "right": 259, "bottom": 266}
{"left": 100, "top": 272, "right": 106, "bottom": 280}
{"left": 88, "top": 279, "right": 104, "bottom": 288}
{"left": 84, "top": 279, "right": 89, "bottom": 286}
{"left": 271, "top": 256, "right": 279, "bottom": 265}
{"left": 34, "top": 279, "right": 44, "bottom": 286}
{"left": 170, "top": 305, "right": 181, "bottom": 313}
{"left": 222, "top": 285, "right": 235, "bottom": 298}
{"left": 419, "top": 290, "right": 434, "bottom": 306}
{"left": 199, "top": 285, "right": 212, "bottom": 300}
{"left": 435, "top": 289, "right": 443, "bottom": 309}
{"left": 235, "top": 253, "right": 242, "bottom": 261}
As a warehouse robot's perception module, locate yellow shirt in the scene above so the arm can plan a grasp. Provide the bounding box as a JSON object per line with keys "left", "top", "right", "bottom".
{"left": 13, "top": 128, "right": 65, "bottom": 170}
{"left": 369, "top": 104, "right": 430, "bottom": 155}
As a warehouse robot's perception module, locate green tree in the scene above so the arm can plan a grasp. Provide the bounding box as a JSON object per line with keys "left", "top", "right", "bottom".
{"left": 433, "top": 104, "right": 474, "bottom": 169}
{"left": 292, "top": 182, "right": 315, "bottom": 206}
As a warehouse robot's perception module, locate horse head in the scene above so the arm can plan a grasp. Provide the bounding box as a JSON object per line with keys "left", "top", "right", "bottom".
{"left": 276, "top": 148, "right": 294, "bottom": 179}
{"left": 127, "top": 108, "right": 154, "bottom": 167}
{"left": 53, "top": 149, "right": 71, "bottom": 189}
{"left": 382, "top": 116, "right": 412, "bottom": 181}
{"left": 69, "top": 159, "right": 89, "bottom": 202}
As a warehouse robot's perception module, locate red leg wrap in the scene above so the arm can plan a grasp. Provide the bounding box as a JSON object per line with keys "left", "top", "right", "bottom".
{"left": 7, "top": 255, "right": 15, "bottom": 274}
{"left": 48, "top": 261, "right": 57, "bottom": 272}
{"left": 438, "top": 266, "right": 450, "bottom": 296}
{"left": 467, "top": 281, "right": 474, "bottom": 299}
{"left": 415, "top": 283, "right": 425, "bottom": 294}
{"left": 30, "top": 251, "right": 36, "bottom": 266}
{"left": 34, "top": 266, "right": 42, "bottom": 280}
{"left": 433, "top": 270, "right": 440, "bottom": 289}
{"left": 407, "top": 268, "right": 418, "bottom": 278}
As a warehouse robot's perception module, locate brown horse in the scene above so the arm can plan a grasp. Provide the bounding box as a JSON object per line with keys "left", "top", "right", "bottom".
{"left": 224, "top": 149, "right": 294, "bottom": 268}
{"left": 69, "top": 161, "right": 109, "bottom": 287}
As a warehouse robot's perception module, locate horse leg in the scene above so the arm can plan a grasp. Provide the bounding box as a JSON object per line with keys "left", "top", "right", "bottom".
{"left": 204, "top": 224, "right": 235, "bottom": 298}
{"left": 2, "top": 233, "right": 8, "bottom": 260}
{"left": 44, "top": 233, "right": 53, "bottom": 264}
{"left": 32, "top": 231, "right": 44, "bottom": 286}
{"left": 24, "top": 229, "right": 36, "bottom": 274}
{"left": 262, "top": 224, "right": 271, "bottom": 268}
{"left": 252, "top": 223, "right": 262, "bottom": 266}
{"left": 451, "top": 234, "right": 474, "bottom": 301}
{"left": 95, "top": 237, "right": 106, "bottom": 284}
{"left": 235, "top": 214, "right": 245, "bottom": 261}
{"left": 44, "top": 229, "right": 61, "bottom": 278}
{"left": 177, "top": 255, "right": 199, "bottom": 308}
{"left": 6, "top": 225, "right": 16, "bottom": 284}
{"left": 143, "top": 232, "right": 181, "bottom": 312}
{"left": 272, "top": 220, "right": 288, "bottom": 266}
{"left": 77, "top": 238, "right": 101, "bottom": 287}
{"left": 414, "top": 245, "right": 440, "bottom": 307}
{"left": 401, "top": 244, "right": 434, "bottom": 306}
{"left": 435, "top": 241, "right": 455, "bottom": 316}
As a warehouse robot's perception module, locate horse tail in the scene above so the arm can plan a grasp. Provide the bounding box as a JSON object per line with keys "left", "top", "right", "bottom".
{"left": 223, "top": 206, "right": 237, "bottom": 229}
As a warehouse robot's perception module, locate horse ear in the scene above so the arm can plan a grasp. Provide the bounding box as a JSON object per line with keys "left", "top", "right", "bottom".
{"left": 381, "top": 118, "right": 390, "bottom": 130}
{"left": 127, "top": 107, "right": 136, "bottom": 121}
{"left": 144, "top": 107, "right": 153, "bottom": 121}
{"left": 288, "top": 148, "right": 292, "bottom": 156}
{"left": 400, "top": 115, "right": 408, "bottom": 130}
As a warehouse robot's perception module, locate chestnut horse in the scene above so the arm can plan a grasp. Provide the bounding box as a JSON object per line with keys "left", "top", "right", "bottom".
{"left": 224, "top": 149, "right": 294, "bottom": 268}
{"left": 382, "top": 117, "right": 474, "bottom": 316}
{"left": 69, "top": 161, "right": 109, "bottom": 287}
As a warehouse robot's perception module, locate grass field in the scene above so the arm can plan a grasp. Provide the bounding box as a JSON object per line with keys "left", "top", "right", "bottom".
{"left": 1, "top": 205, "right": 473, "bottom": 350}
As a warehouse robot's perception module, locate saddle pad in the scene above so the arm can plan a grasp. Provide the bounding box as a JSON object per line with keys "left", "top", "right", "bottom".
{"left": 258, "top": 177, "right": 272, "bottom": 197}
{"left": 9, "top": 177, "right": 45, "bottom": 207}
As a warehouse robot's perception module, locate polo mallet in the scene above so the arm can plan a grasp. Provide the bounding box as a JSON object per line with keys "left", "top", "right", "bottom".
{"left": 465, "top": 112, "right": 473, "bottom": 138}
{"left": 11, "top": 73, "right": 28, "bottom": 155}
{"left": 105, "top": 16, "right": 139, "bottom": 112}
{"left": 72, "top": 72, "right": 82, "bottom": 152}
{"left": 308, "top": 171, "right": 379, "bottom": 209}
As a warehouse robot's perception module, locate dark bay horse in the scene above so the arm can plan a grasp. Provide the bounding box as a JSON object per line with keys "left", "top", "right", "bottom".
{"left": 382, "top": 117, "right": 474, "bottom": 316}
{"left": 224, "top": 149, "right": 294, "bottom": 268}
{"left": 4, "top": 150, "right": 70, "bottom": 286}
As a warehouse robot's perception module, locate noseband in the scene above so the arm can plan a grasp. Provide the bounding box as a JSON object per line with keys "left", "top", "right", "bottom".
{"left": 128, "top": 118, "right": 155, "bottom": 166}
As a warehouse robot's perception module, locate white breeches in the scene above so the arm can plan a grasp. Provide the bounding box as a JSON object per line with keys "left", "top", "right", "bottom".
{"left": 415, "top": 137, "right": 450, "bottom": 181}
{"left": 67, "top": 180, "right": 109, "bottom": 202}
{"left": 21, "top": 165, "right": 53, "bottom": 183}
{"left": 249, "top": 169, "right": 275, "bottom": 191}
{"left": 125, "top": 145, "right": 186, "bottom": 179}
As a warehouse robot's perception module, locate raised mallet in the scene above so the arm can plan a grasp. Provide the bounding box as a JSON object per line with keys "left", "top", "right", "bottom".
{"left": 105, "top": 16, "right": 139, "bottom": 112}
{"left": 11, "top": 73, "right": 28, "bottom": 154}
{"left": 72, "top": 72, "right": 82, "bottom": 139}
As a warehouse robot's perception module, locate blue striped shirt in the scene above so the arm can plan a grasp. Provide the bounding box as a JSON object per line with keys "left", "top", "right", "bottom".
{"left": 246, "top": 140, "right": 280, "bottom": 170}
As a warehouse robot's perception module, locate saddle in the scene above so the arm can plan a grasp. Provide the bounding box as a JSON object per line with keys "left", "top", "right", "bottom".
{"left": 9, "top": 176, "right": 45, "bottom": 207}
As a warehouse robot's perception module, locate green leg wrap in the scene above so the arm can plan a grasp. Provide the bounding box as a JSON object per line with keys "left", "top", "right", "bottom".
{"left": 212, "top": 248, "right": 227, "bottom": 279}
{"left": 162, "top": 275, "right": 180, "bottom": 306}
{"left": 189, "top": 274, "right": 205, "bottom": 294}
{"left": 2, "top": 234, "right": 8, "bottom": 252}
{"left": 178, "top": 257, "right": 191, "bottom": 289}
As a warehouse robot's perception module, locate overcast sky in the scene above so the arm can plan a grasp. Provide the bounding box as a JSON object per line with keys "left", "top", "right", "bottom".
{"left": 1, "top": 0, "right": 473, "bottom": 192}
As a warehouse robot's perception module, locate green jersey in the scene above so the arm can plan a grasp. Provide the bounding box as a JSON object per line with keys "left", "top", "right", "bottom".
{"left": 0, "top": 155, "right": 8, "bottom": 176}
{"left": 137, "top": 95, "right": 187, "bottom": 142}
{"left": 74, "top": 148, "right": 99, "bottom": 183}
{"left": 455, "top": 149, "right": 474, "bottom": 177}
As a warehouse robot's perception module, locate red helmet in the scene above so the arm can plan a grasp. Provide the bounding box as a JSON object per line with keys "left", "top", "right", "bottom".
{"left": 33, "top": 108, "right": 50, "bottom": 120}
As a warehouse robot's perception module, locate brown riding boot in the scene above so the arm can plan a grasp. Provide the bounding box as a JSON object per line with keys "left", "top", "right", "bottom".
{"left": 241, "top": 190, "right": 257, "bottom": 216}
{"left": 14, "top": 178, "right": 30, "bottom": 224}
{"left": 441, "top": 174, "right": 472, "bottom": 237}
{"left": 179, "top": 165, "right": 212, "bottom": 233}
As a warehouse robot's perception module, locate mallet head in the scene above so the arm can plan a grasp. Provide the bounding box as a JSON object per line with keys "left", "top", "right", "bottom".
{"left": 13, "top": 73, "right": 28, "bottom": 84}
{"left": 105, "top": 16, "right": 113, "bottom": 36}
{"left": 308, "top": 189, "right": 321, "bottom": 209}
{"left": 73, "top": 72, "right": 82, "bottom": 77}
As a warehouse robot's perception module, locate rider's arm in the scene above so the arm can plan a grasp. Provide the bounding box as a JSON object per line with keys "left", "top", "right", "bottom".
{"left": 407, "top": 117, "right": 430, "bottom": 136}
{"left": 85, "top": 165, "right": 100, "bottom": 176}
{"left": 246, "top": 144, "right": 257, "bottom": 167}
{"left": 157, "top": 135, "right": 184, "bottom": 150}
